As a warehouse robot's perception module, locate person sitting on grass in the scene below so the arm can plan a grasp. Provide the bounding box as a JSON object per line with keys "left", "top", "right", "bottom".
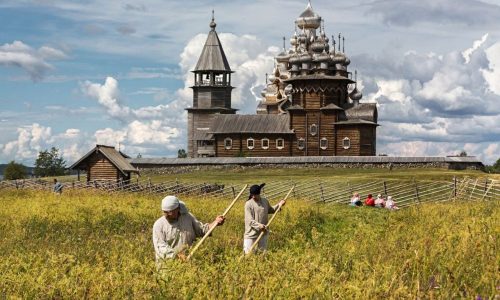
{"left": 350, "top": 192, "right": 362, "bottom": 206}
{"left": 53, "top": 179, "right": 63, "bottom": 194}
{"left": 374, "top": 194, "right": 385, "bottom": 208}
{"left": 364, "top": 194, "right": 375, "bottom": 206}
{"left": 385, "top": 196, "right": 400, "bottom": 210}
{"left": 152, "top": 195, "right": 225, "bottom": 262}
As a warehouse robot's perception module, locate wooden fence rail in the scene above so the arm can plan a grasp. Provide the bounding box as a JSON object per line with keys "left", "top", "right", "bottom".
{"left": 0, "top": 177, "right": 498, "bottom": 208}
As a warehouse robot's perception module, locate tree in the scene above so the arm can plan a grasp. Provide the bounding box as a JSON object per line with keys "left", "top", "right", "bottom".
{"left": 34, "top": 147, "right": 66, "bottom": 177}
{"left": 493, "top": 157, "right": 500, "bottom": 170}
{"left": 177, "top": 149, "right": 187, "bottom": 158}
{"left": 459, "top": 150, "right": 467, "bottom": 157}
{"left": 4, "top": 161, "right": 27, "bottom": 180}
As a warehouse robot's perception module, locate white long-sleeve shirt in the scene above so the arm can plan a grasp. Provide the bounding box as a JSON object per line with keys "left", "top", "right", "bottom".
{"left": 152, "top": 213, "right": 209, "bottom": 261}
{"left": 244, "top": 197, "right": 279, "bottom": 239}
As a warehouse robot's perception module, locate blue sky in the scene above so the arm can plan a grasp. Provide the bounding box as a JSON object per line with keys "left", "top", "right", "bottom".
{"left": 0, "top": 0, "right": 499, "bottom": 165}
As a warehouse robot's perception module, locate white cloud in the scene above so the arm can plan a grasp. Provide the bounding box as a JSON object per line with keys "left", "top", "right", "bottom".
{"left": 0, "top": 41, "right": 67, "bottom": 81}
{"left": 95, "top": 127, "right": 126, "bottom": 147}
{"left": 0, "top": 123, "right": 91, "bottom": 165}
{"left": 482, "top": 42, "right": 500, "bottom": 95}
{"left": 462, "top": 33, "right": 488, "bottom": 63}
{"left": 357, "top": 34, "right": 500, "bottom": 164}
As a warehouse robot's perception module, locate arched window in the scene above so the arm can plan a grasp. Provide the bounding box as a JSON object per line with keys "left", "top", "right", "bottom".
{"left": 224, "top": 138, "right": 232, "bottom": 150}
{"left": 276, "top": 138, "right": 285, "bottom": 150}
{"left": 261, "top": 138, "right": 269, "bottom": 149}
{"left": 343, "top": 137, "right": 351, "bottom": 149}
{"left": 298, "top": 138, "right": 305, "bottom": 150}
{"left": 320, "top": 138, "right": 328, "bottom": 150}
{"left": 247, "top": 138, "right": 255, "bottom": 150}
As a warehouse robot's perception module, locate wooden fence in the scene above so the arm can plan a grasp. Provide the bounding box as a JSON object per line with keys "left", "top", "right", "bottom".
{"left": 0, "top": 177, "right": 498, "bottom": 208}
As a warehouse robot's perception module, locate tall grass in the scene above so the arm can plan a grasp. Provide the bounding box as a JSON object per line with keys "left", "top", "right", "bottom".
{"left": 0, "top": 189, "right": 497, "bottom": 298}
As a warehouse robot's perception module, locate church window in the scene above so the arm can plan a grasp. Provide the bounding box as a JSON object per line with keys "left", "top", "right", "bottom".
{"left": 247, "top": 138, "right": 255, "bottom": 149}
{"left": 310, "top": 124, "right": 318, "bottom": 136}
{"left": 298, "top": 138, "right": 305, "bottom": 150}
{"left": 343, "top": 137, "right": 351, "bottom": 149}
{"left": 276, "top": 138, "right": 285, "bottom": 149}
{"left": 262, "top": 138, "right": 269, "bottom": 149}
{"left": 320, "top": 138, "right": 328, "bottom": 150}
{"left": 224, "top": 138, "right": 232, "bottom": 150}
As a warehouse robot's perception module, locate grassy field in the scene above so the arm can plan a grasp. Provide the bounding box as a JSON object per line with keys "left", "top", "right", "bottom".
{"left": 0, "top": 188, "right": 498, "bottom": 299}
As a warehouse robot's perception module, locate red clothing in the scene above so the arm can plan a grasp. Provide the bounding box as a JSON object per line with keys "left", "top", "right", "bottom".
{"left": 365, "top": 197, "right": 375, "bottom": 206}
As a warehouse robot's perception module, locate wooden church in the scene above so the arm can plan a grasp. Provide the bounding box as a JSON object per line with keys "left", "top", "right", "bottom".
{"left": 187, "top": 3, "right": 378, "bottom": 158}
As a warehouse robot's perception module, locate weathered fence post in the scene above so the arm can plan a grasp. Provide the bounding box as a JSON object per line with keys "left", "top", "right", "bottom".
{"left": 383, "top": 181, "right": 388, "bottom": 196}
{"left": 481, "top": 179, "right": 491, "bottom": 201}
{"left": 232, "top": 186, "right": 236, "bottom": 198}
{"left": 413, "top": 179, "right": 420, "bottom": 204}
{"left": 320, "top": 182, "right": 325, "bottom": 202}
{"left": 453, "top": 176, "right": 457, "bottom": 198}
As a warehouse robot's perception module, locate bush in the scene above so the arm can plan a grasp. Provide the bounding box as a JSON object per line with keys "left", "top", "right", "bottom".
{"left": 4, "top": 161, "right": 27, "bottom": 180}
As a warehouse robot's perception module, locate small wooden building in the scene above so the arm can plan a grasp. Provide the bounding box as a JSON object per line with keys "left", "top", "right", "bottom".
{"left": 70, "top": 145, "right": 139, "bottom": 182}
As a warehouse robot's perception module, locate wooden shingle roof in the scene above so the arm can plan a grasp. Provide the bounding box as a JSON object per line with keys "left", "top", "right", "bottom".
{"left": 343, "top": 103, "right": 378, "bottom": 123}
{"left": 211, "top": 114, "right": 293, "bottom": 134}
{"left": 194, "top": 27, "right": 231, "bottom": 72}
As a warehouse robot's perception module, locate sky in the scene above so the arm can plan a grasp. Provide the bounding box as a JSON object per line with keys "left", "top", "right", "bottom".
{"left": 0, "top": 0, "right": 499, "bottom": 166}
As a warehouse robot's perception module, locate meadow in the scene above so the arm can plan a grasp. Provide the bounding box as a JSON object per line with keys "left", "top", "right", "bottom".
{"left": 0, "top": 186, "right": 498, "bottom": 299}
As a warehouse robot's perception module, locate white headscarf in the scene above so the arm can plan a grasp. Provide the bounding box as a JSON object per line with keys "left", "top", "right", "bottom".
{"left": 161, "top": 195, "right": 189, "bottom": 214}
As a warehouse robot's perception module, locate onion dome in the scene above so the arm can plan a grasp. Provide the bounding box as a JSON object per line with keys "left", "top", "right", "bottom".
{"left": 311, "top": 39, "right": 327, "bottom": 53}
{"left": 349, "top": 70, "right": 363, "bottom": 101}
{"left": 209, "top": 11, "right": 216, "bottom": 30}
{"left": 344, "top": 56, "right": 351, "bottom": 66}
{"left": 323, "top": 33, "right": 329, "bottom": 45}
{"left": 268, "top": 73, "right": 276, "bottom": 83}
{"left": 298, "top": 32, "right": 307, "bottom": 44}
{"left": 317, "top": 50, "right": 330, "bottom": 62}
{"left": 299, "top": 51, "right": 312, "bottom": 63}
{"left": 333, "top": 51, "right": 346, "bottom": 64}
{"left": 349, "top": 86, "right": 362, "bottom": 101}
{"left": 276, "top": 37, "right": 290, "bottom": 63}
{"left": 276, "top": 52, "right": 290, "bottom": 63}
{"left": 290, "top": 32, "right": 298, "bottom": 47}
{"left": 295, "top": 1, "right": 321, "bottom": 30}
{"left": 289, "top": 52, "right": 301, "bottom": 64}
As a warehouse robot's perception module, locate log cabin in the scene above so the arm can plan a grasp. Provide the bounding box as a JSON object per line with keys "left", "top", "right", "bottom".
{"left": 70, "top": 145, "right": 139, "bottom": 182}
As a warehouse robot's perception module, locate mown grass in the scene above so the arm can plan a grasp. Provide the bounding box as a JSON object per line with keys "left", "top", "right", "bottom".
{"left": 0, "top": 189, "right": 498, "bottom": 298}
{"left": 143, "top": 167, "right": 499, "bottom": 184}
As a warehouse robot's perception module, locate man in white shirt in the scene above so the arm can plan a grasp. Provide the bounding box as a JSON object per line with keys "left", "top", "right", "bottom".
{"left": 152, "top": 195, "right": 224, "bottom": 262}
